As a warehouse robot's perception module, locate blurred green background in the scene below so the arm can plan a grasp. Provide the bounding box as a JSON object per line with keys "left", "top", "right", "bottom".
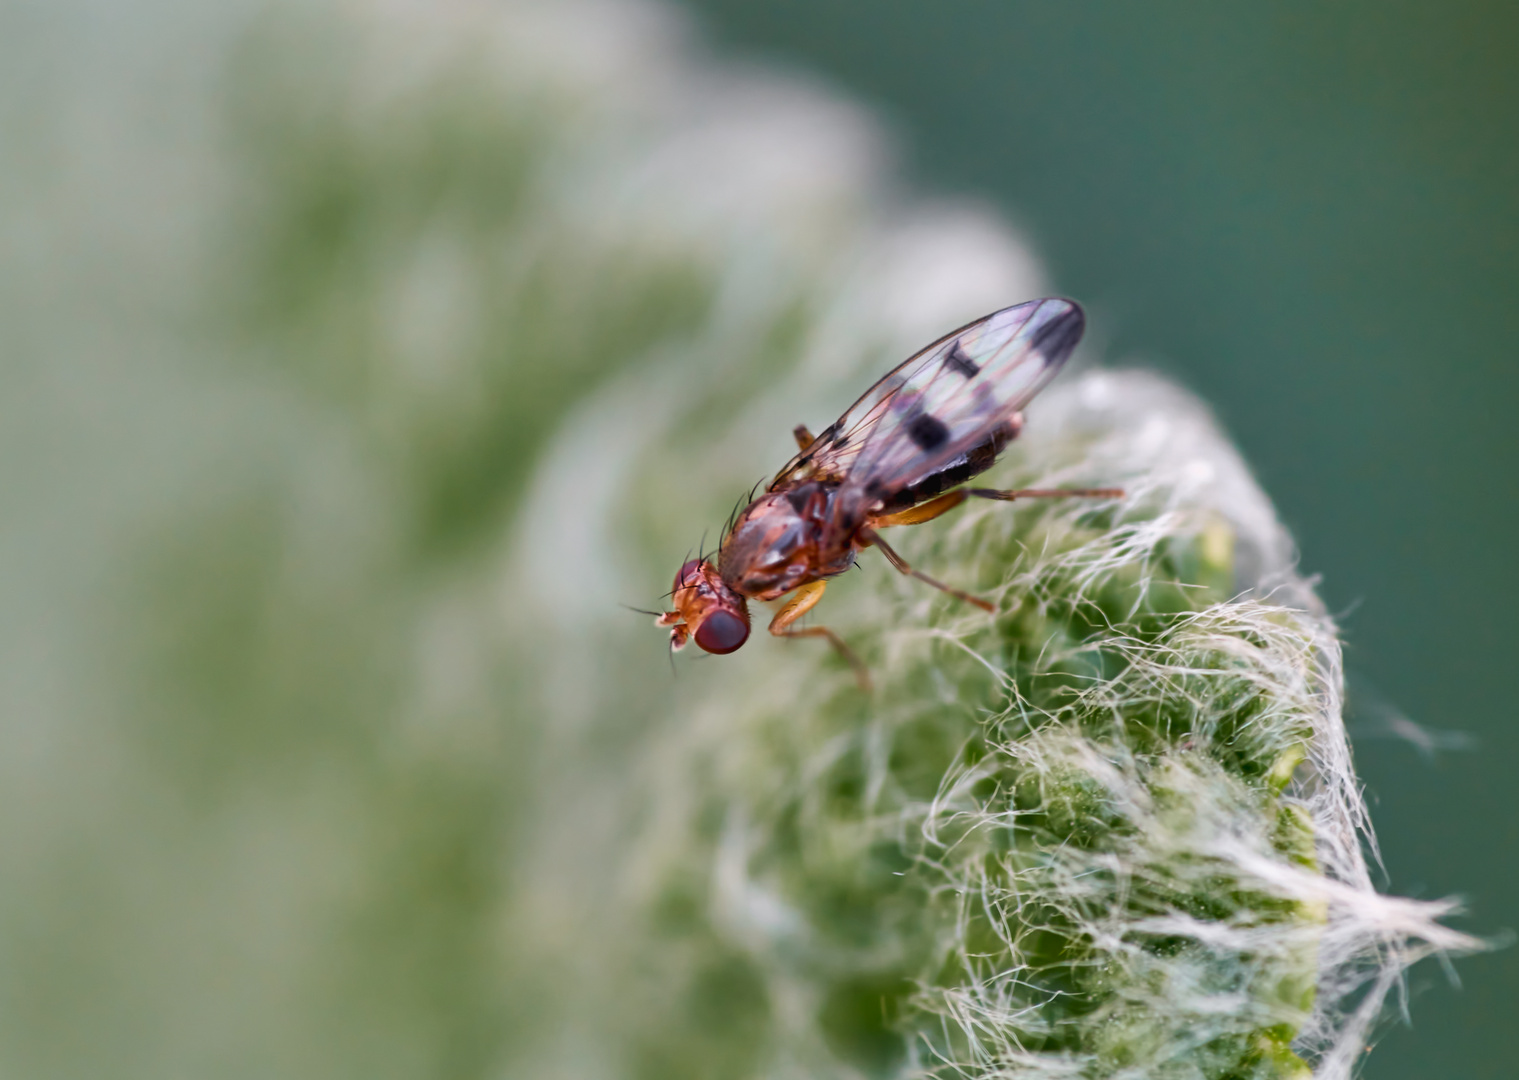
{"left": 680, "top": 1, "right": 1518, "bottom": 1077}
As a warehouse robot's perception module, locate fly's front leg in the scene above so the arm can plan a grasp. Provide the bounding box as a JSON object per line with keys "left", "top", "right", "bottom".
{"left": 768, "top": 580, "right": 871, "bottom": 691}
{"left": 858, "top": 527, "right": 995, "bottom": 613}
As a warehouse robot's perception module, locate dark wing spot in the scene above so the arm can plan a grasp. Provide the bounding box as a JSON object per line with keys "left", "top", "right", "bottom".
{"left": 943, "top": 339, "right": 980, "bottom": 378}
{"left": 833, "top": 432, "right": 849, "bottom": 447}
{"left": 1028, "top": 302, "right": 1086, "bottom": 366}
{"left": 906, "top": 413, "right": 950, "bottom": 451}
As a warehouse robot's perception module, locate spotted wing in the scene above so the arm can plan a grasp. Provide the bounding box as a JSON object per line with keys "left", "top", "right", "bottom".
{"left": 796, "top": 298, "right": 1084, "bottom": 519}
{"left": 766, "top": 310, "right": 1053, "bottom": 491}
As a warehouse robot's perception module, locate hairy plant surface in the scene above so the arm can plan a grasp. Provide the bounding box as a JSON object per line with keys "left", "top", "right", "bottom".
{"left": 615, "top": 373, "right": 1474, "bottom": 1079}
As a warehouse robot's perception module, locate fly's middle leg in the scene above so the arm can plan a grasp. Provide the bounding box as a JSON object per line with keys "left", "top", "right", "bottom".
{"left": 859, "top": 527, "right": 995, "bottom": 613}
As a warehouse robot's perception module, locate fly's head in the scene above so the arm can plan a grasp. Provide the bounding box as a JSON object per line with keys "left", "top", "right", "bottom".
{"left": 655, "top": 558, "right": 751, "bottom": 655}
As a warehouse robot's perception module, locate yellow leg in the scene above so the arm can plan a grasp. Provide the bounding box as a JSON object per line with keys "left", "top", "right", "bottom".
{"left": 859, "top": 527, "right": 995, "bottom": 612}
{"left": 875, "top": 486, "right": 1124, "bottom": 527}
{"left": 862, "top": 487, "right": 1121, "bottom": 612}
{"left": 870, "top": 489, "right": 968, "bottom": 528}
{"left": 769, "top": 579, "right": 827, "bottom": 632}
{"left": 964, "top": 486, "right": 1124, "bottom": 501}
{"left": 793, "top": 424, "right": 816, "bottom": 450}
{"left": 768, "top": 580, "right": 871, "bottom": 691}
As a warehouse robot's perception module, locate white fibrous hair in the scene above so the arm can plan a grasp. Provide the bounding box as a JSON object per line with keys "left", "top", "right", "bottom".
{"left": 616, "top": 371, "right": 1481, "bottom": 1078}
{"left": 0, "top": 0, "right": 1478, "bottom": 1078}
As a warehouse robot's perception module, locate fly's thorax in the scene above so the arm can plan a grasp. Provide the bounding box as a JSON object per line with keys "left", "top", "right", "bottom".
{"left": 719, "top": 482, "right": 851, "bottom": 601}
{"left": 665, "top": 559, "right": 750, "bottom": 654}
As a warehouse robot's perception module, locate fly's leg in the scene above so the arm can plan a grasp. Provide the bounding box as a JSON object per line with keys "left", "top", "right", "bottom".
{"left": 964, "top": 486, "right": 1125, "bottom": 501}
{"left": 872, "top": 485, "right": 1123, "bottom": 529}
{"left": 862, "top": 488, "right": 1122, "bottom": 613}
{"left": 793, "top": 424, "right": 816, "bottom": 451}
{"left": 858, "top": 527, "right": 996, "bottom": 613}
{"left": 870, "top": 489, "right": 968, "bottom": 528}
{"left": 768, "top": 580, "right": 871, "bottom": 691}
{"left": 770, "top": 579, "right": 828, "bottom": 631}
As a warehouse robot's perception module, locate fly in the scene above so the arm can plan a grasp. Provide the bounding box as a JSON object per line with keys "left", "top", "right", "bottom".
{"left": 655, "top": 298, "right": 1122, "bottom": 690}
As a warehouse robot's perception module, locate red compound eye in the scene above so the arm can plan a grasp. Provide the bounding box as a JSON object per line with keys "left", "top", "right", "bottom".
{"left": 693, "top": 610, "right": 749, "bottom": 654}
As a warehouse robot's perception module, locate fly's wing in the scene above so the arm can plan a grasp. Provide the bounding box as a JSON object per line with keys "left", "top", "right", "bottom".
{"left": 800, "top": 298, "right": 1085, "bottom": 520}
{"left": 766, "top": 360, "right": 910, "bottom": 488}
{"left": 765, "top": 306, "right": 1064, "bottom": 490}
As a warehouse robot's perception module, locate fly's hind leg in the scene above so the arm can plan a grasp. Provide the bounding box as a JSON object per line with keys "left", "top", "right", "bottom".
{"left": 769, "top": 580, "right": 871, "bottom": 691}
{"left": 964, "top": 486, "right": 1125, "bottom": 502}
{"left": 874, "top": 486, "right": 1124, "bottom": 527}
{"left": 858, "top": 527, "right": 996, "bottom": 613}
{"left": 870, "top": 489, "right": 967, "bottom": 528}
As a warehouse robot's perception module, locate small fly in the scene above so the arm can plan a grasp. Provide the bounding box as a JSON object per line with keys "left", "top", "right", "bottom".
{"left": 655, "top": 298, "right": 1122, "bottom": 689}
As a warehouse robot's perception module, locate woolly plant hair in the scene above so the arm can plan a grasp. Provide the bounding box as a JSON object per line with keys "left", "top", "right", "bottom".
{"left": 613, "top": 370, "right": 1479, "bottom": 1079}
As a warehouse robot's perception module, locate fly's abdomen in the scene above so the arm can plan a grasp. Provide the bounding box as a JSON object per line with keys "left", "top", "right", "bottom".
{"left": 879, "top": 420, "right": 1018, "bottom": 512}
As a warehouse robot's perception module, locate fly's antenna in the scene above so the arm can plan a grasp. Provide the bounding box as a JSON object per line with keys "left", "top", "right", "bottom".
{"left": 620, "top": 603, "right": 665, "bottom": 618}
